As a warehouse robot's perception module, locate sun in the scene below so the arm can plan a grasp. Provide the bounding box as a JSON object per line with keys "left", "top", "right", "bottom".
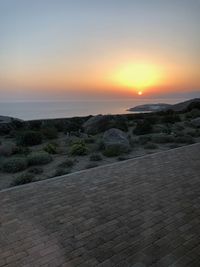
{"left": 111, "top": 63, "right": 161, "bottom": 91}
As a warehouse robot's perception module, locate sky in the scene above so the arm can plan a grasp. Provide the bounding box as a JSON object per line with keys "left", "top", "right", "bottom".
{"left": 0, "top": 0, "right": 200, "bottom": 101}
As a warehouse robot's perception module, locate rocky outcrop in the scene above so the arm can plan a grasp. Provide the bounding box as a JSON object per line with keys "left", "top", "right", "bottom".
{"left": 103, "top": 128, "right": 130, "bottom": 152}
{"left": 83, "top": 115, "right": 114, "bottom": 134}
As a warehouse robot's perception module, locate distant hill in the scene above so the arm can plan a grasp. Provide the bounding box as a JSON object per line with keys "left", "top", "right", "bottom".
{"left": 127, "top": 103, "right": 171, "bottom": 112}
{"left": 128, "top": 98, "right": 200, "bottom": 112}
{"left": 0, "top": 115, "right": 23, "bottom": 124}
{"left": 171, "top": 98, "right": 200, "bottom": 111}
{"left": 0, "top": 115, "right": 23, "bottom": 133}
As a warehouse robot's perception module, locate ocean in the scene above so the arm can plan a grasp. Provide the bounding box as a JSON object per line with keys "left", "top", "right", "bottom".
{"left": 0, "top": 98, "right": 185, "bottom": 121}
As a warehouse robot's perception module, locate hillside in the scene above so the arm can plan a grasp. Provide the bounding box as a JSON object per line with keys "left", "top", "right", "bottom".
{"left": 128, "top": 98, "right": 200, "bottom": 112}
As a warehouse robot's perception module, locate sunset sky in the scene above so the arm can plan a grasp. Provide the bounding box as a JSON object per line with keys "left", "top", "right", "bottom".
{"left": 0, "top": 0, "right": 200, "bottom": 101}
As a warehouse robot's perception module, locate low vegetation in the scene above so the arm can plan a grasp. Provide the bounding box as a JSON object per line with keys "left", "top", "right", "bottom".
{"left": 0, "top": 102, "right": 200, "bottom": 189}
{"left": 103, "top": 146, "right": 124, "bottom": 157}
{"left": 1, "top": 157, "right": 28, "bottom": 173}
{"left": 27, "top": 152, "right": 52, "bottom": 166}
{"left": 17, "top": 130, "right": 42, "bottom": 146}
{"left": 10, "top": 173, "right": 35, "bottom": 186}
{"left": 70, "top": 143, "right": 88, "bottom": 156}
{"left": 89, "top": 153, "right": 102, "bottom": 161}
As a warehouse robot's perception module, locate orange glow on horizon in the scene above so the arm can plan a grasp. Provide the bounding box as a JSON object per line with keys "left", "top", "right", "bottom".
{"left": 108, "top": 62, "right": 164, "bottom": 95}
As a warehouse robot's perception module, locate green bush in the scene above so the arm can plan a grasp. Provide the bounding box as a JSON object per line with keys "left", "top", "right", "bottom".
{"left": 41, "top": 127, "right": 58, "bottom": 140}
{"left": 133, "top": 120, "right": 153, "bottom": 135}
{"left": 58, "top": 159, "right": 74, "bottom": 168}
{"left": 103, "top": 145, "right": 123, "bottom": 157}
{"left": 89, "top": 153, "right": 102, "bottom": 161}
{"left": 28, "top": 152, "right": 52, "bottom": 166}
{"left": 17, "top": 131, "right": 42, "bottom": 146}
{"left": 144, "top": 143, "right": 158, "bottom": 149}
{"left": 70, "top": 143, "right": 88, "bottom": 156}
{"left": 70, "top": 138, "right": 85, "bottom": 146}
{"left": 43, "top": 143, "right": 57, "bottom": 154}
{"left": 1, "top": 157, "right": 28, "bottom": 173}
{"left": 10, "top": 173, "right": 35, "bottom": 186}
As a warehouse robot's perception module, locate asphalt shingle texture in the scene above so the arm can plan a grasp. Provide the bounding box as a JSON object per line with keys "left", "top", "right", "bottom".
{"left": 0, "top": 144, "right": 200, "bottom": 267}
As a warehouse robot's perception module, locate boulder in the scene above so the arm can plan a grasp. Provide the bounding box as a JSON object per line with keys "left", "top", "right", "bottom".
{"left": 103, "top": 128, "right": 130, "bottom": 152}
{"left": 191, "top": 117, "right": 200, "bottom": 127}
{"left": 83, "top": 115, "right": 114, "bottom": 134}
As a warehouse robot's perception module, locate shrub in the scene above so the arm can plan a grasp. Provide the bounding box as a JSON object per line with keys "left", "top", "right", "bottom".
{"left": 144, "top": 143, "right": 158, "bottom": 149}
{"left": 117, "top": 156, "right": 129, "bottom": 161}
{"left": 133, "top": 120, "right": 153, "bottom": 135}
{"left": 43, "top": 143, "right": 57, "bottom": 154}
{"left": 53, "top": 121, "right": 65, "bottom": 132}
{"left": 84, "top": 137, "right": 95, "bottom": 143}
{"left": 28, "top": 167, "right": 43, "bottom": 174}
{"left": 58, "top": 159, "right": 74, "bottom": 168}
{"left": 70, "top": 143, "right": 88, "bottom": 156}
{"left": 64, "top": 117, "right": 84, "bottom": 133}
{"left": 151, "top": 134, "right": 175, "bottom": 144}
{"left": 85, "top": 163, "right": 98, "bottom": 169}
{"left": 1, "top": 157, "right": 28, "bottom": 173}
{"left": 89, "top": 153, "right": 102, "bottom": 161}
{"left": 41, "top": 127, "right": 58, "bottom": 140}
{"left": 148, "top": 115, "right": 161, "bottom": 125}
{"left": 54, "top": 168, "right": 70, "bottom": 177}
{"left": 187, "top": 130, "right": 200, "bottom": 137}
{"left": 112, "top": 116, "right": 128, "bottom": 132}
{"left": 10, "top": 173, "right": 35, "bottom": 186}
{"left": 28, "top": 152, "right": 52, "bottom": 166}
{"left": 153, "top": 124, "right": 171, "bottom": 134}
{"left": 169, "top": 144, "right": 179, "bottom": 149}
{"left": 138, "top": 135, "right": 152, "bottom": 145}
{"left": 15, "top": 146, "right": 31, "bottom": 155}
{"left": 161, "top": 114, "right": 181, "bottom": 124}
{"left": 185, "top": 109, "right": 200, "bottom": 119}
{"left": 95, "top": 139, "right": 105, "bottom": 151}
{"left": 174, "top": 135, "right": 195, "bottom": 144}
{"left": 70, "top": 138, "right": 85, "bottom": 146}
{"left": 17, "top": 131, "right": 42, "bottom": 146}
{"left": 28, "top": 120, "right": 42, "bottom": 130}
{"left": 103, "top": 145, "right": 123, "bottom": 157}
